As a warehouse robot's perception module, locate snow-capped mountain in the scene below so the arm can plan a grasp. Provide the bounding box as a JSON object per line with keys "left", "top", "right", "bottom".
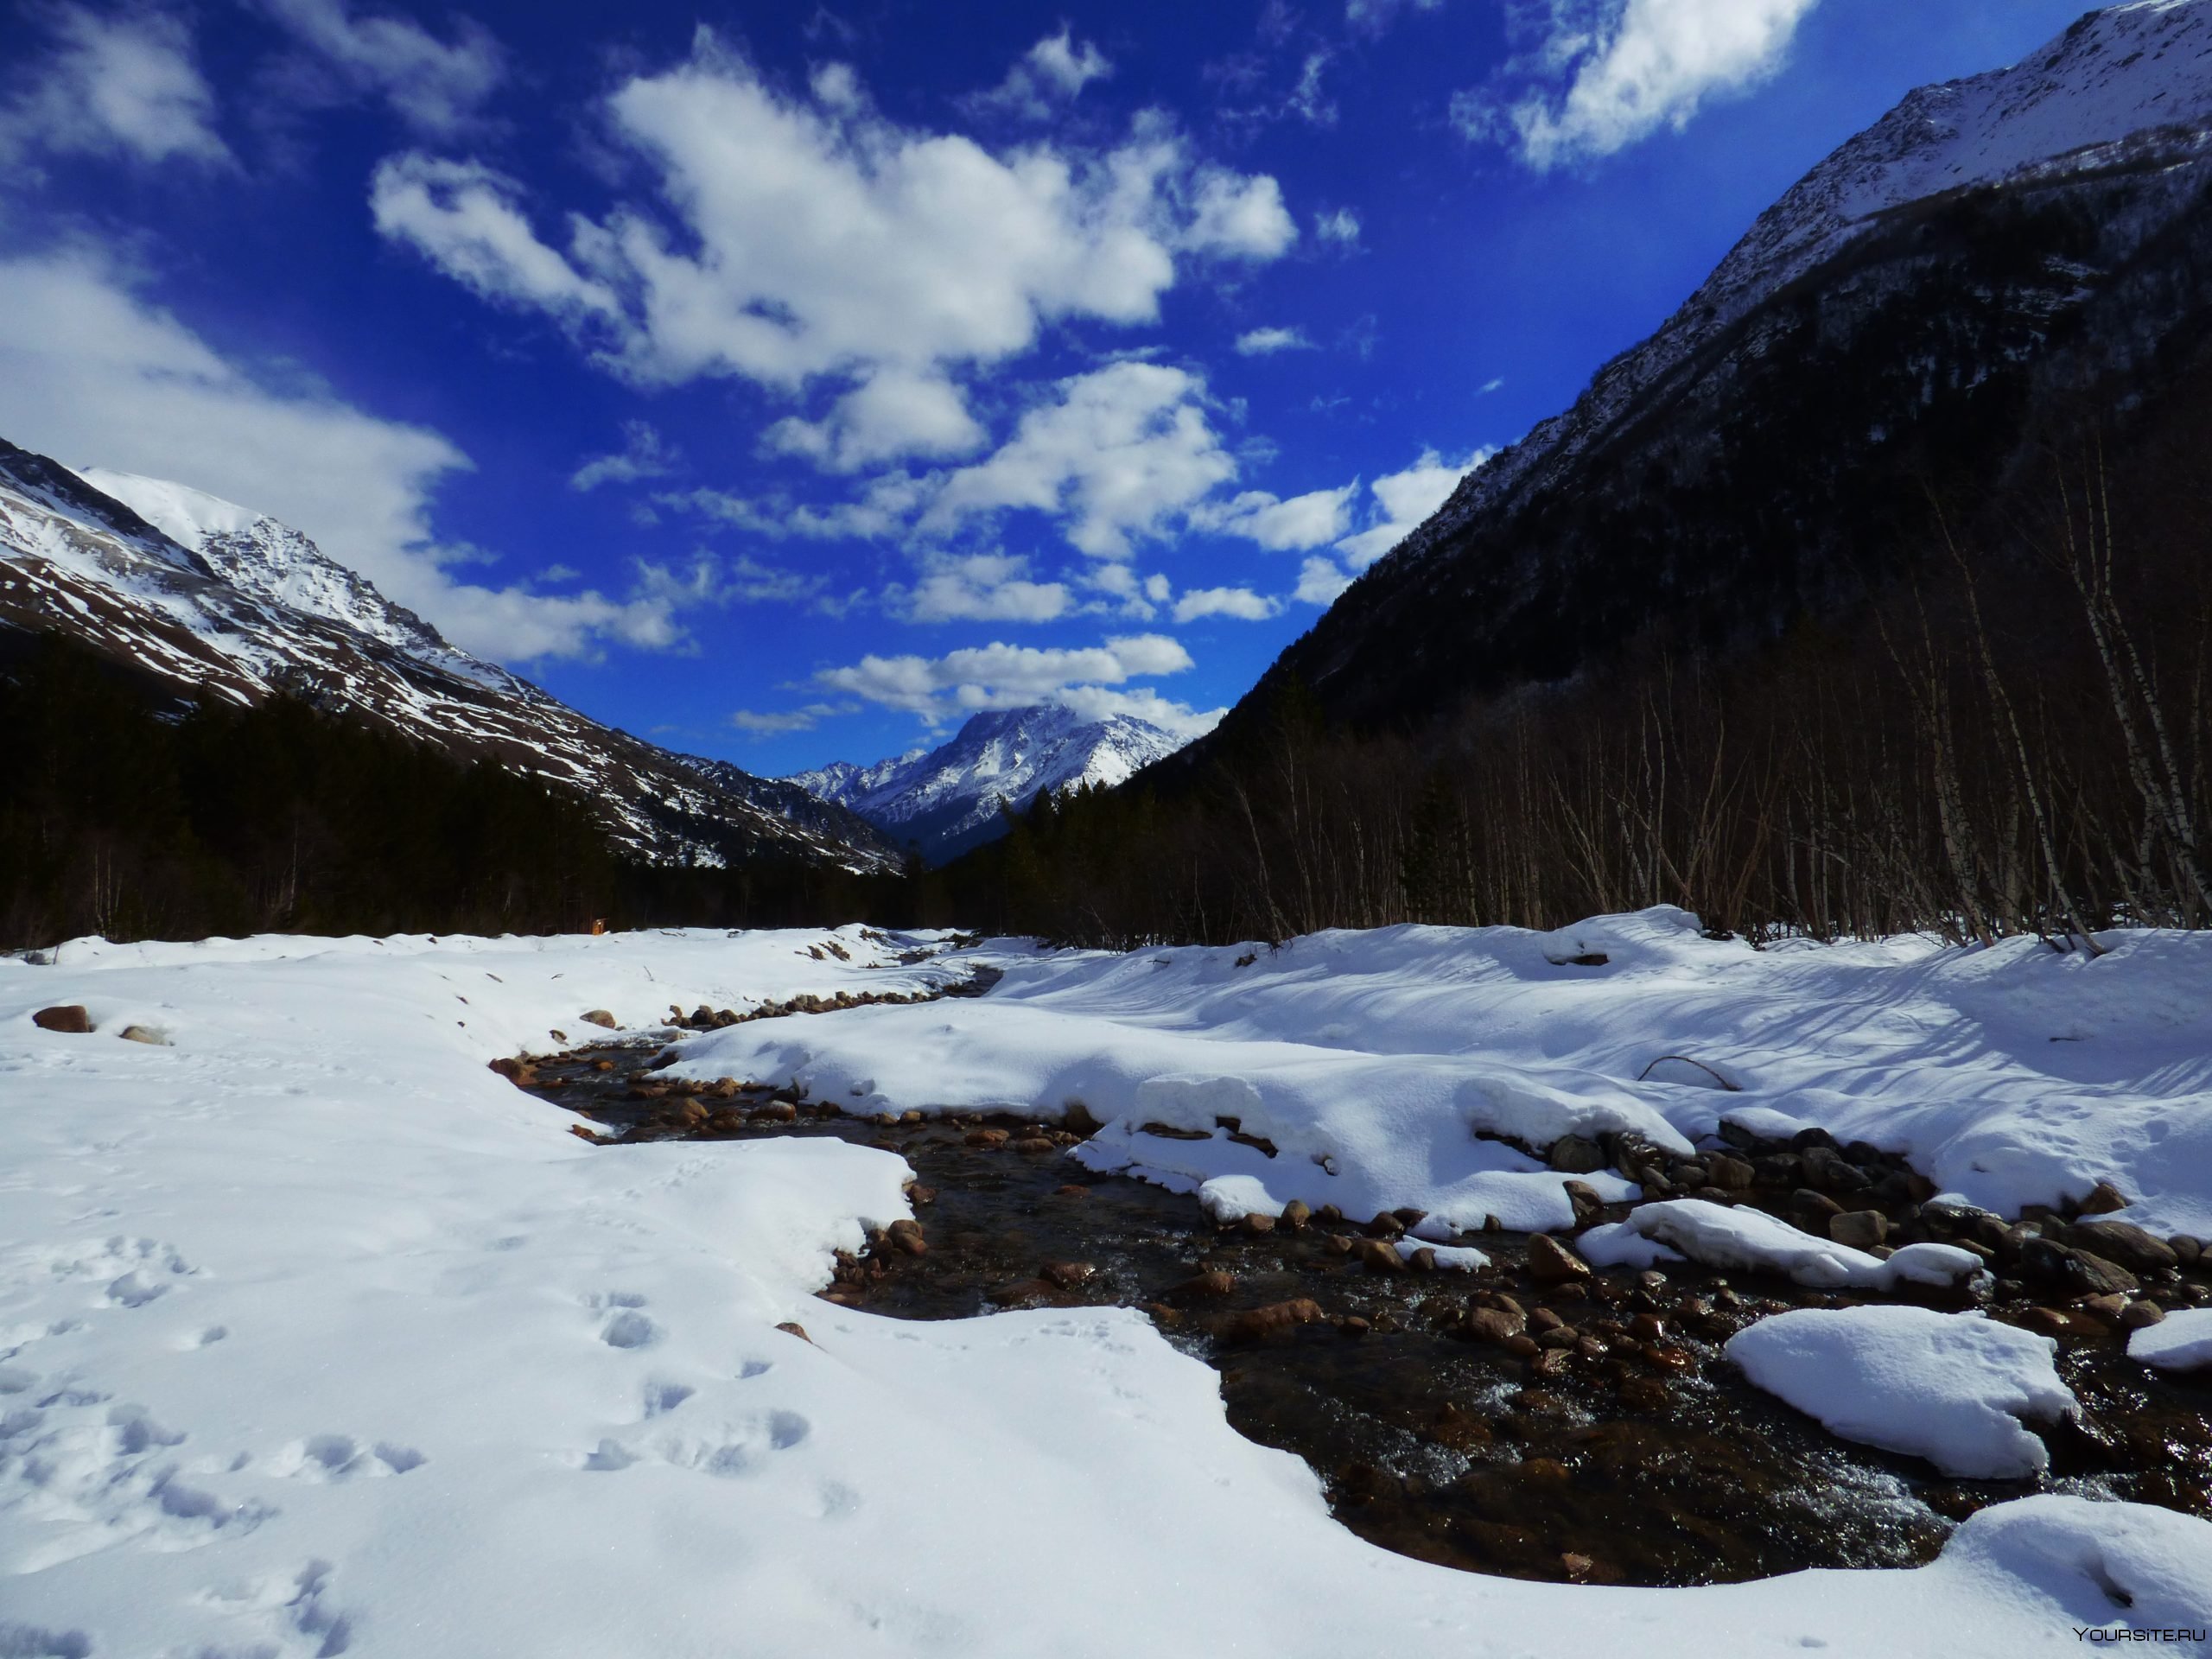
{"left": 0, "top": 441, "right": 899, "bottom": 872}
{"left": 788, "top": 704, "right": 1192, "bottom": 863}
{"left": 1263, "top": 0, "right": 2212, "bottom": 731}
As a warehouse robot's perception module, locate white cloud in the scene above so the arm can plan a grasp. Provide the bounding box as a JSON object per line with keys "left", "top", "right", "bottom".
{"left": 1335, "top": 444, "right": 1495, "bottom": 567}
{"left": 967, "top": 28, "right": 1113, "bottom": 120}
{"left": 925, "top": 361, "right": 1236, "bottom": 560}
{"left": 0, "top": 249, "right": 686, "bottom": 663}
{"left": 370, "top": 155, "right": 621, "bottom": 321}
{"left": 761, "top": 370, "right": 985, "bottom": 472}
{"left": 1197, "top": 483, "right": 1355, "bottom": 550}
{"left": 0, "top": 6, "right": 229, "bottom": 169}
{"left": 1294, "top": 554, "right": 1353, "bottom": 606}
{"left": 1347, "top": 0, "right": 1446, "bottom": 33}
{"left": 1315, "top": 207, "right": 1362, "bottom": 247}
{"left": 571, "top": 419, "right": 679, "bottom": 491}
{"left": 729, "top": 702, "right": 846, "bottom": 735}
{"left": 1481, "top": 375, "right": 1505, "bottom": 393}
{"left": 1048, "top": 683, "right": 1224, "bottom": 742}
{"left": 1288, "top": 52, "right": 1337, "bottom": 127}
{"left": 372, "top": 41, "right": 1294, "bottom": 471}
{"left": 1179, "top": 167, "right": 1299, "bottom": 261}
{"left": 1466, "top": 0, "right": 1821, "bottom": 169}
{"left": 891, "top": 553, "right": 1071, "bottom": 625}
{"left": 1234, "top": 326, "right": 1313, "bottom": 356}
{"left": 817, "top": 632, "right": 1196, "bottom": 723}
{"left": 258, "top": 0, "right": 504, "bottom": 137}
{"left": 1173, "top": 585, "right": 1280, "bottom": 623}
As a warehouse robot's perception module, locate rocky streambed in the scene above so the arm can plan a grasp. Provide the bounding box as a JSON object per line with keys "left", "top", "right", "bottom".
{"left": 512, "top": 1041, "right": 2212, "bottom": 1589}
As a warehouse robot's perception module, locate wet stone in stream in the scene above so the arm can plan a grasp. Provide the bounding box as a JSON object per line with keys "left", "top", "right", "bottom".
{"left": 524, "top": 1041, "right": 2212, "bottom": 1589}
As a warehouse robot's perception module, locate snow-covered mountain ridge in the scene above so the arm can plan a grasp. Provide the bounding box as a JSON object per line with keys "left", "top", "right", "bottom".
{"left": 1404, "top": 0, "right": 2212, "bottom": 563}
{"left": 788, "top": 704, "right": 1192, "bottom": 863}
{"left": 1252, "top": 0, "right": 2212, "bottom": 733}
{"left": 0, "top": 441, "right": 899, "bottom": 872}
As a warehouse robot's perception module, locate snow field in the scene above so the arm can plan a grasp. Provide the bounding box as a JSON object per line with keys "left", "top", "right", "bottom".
{"left": 1, "top": 917, "right": 2209, "bottom": 1656}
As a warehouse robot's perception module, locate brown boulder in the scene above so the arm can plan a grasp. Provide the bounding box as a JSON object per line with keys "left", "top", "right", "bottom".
{"left": 1358, "top": 1239, "right": 1408, "bottom": 1274}
{"left": 118, "top": 1025, "right": 169, "bottom": 1046}
{"left": 579, "top": 1009, "right": 619, "bottom": 1029}
{"left": 2118, "top": 1300, "right": 2165, "bottom": 1332}
{"left": 1464, "top": 1306, "right": 1527, "bottom": 1344}
{"left": 1279, "top": 1200, "right": 1313, "bottom": 1230}
{"left": 1224, "top": 1299, "right": 1325, "bottom": 1343}
{"left": 1546, "top": 1135, "right": 1608, "bottom": 1174}
{"left": 1042, "top": 1261, "right": 1096, "bottom": 1288}
{"left": 964, "top": 1128, "right": 1009, "bottom": 1149}
{"left": 2068, "top": 1220, "right": 2178, "bottom": 1275}
{"left": 1704, "top": 1153, "right": 1755, "bottom": 1191}
{"left": 31, "top": 1005, "right": 91, "bottom": 1033}
{"left": 1561, "top": 1179, "right": 1605, "bottom": 1227}
{"left": 1828, "top": 1210, "right": 1889, "bottom": 1250}
{"left": 2078, "top": 1180, "right": 2130, "bottom": 1216}
{"left": 886, "top": 1219, "right": 928, "bottom": 1256}
{"left": 1525, "top": 1233, "right": 1591, "bottom": 1286}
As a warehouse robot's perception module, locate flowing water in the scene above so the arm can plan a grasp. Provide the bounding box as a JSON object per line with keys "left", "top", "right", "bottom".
{"left": 524, "top": 1039, "right": 2212, "bottom": 1588}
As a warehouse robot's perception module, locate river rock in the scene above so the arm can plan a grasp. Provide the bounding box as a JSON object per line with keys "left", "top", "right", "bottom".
{"left": 1239, "top": 1213, "right": 1276, "bottom": 1236}
{"left": 30, "top": 1005, "right": 91, "bottom": 1033}
{"left": 964, "top": 1128, "right": 1009, "bottom": 1149}
{"left": 2078, "top": 1180, "right": 2130, "bottom": 1216}
{"left": 1365, "top": 1211, "right": 1406, "bottom": 1240}
{"left": 1547, "top": 1135, "right": 1607, "bottom": 1174}
{"left": 1792, "top": 1188, "right": 1844, "bottom": 1222}
{"left": 1280, "top": 1200, "right": 1313, "bottom": 1230}
{"left": 1221, "top": 1300, "right": 1318, "bottom": 1353}
{"left": 1802, "top": 1146, "right": 1872, "bottom": 1193}
{"left": 1526, "top": 1233, "right": 1590, "bottom": 1285}
{"left": 1560, "top": 1180, "right": 1605, "bottom": 1227}
{"left": 1829, "top": 1210, "right": 1888, "bottom": 1249}
{"left": 579, "top": 1009, "right": 619, "bottom": 1029}
{"left": 2118, "top": 1300, "right": 2165, "bottom": 1331}
{"left": 2068, "top": 1220, "right": 2178, "bottom": 1275}
{"left": 1358, "top": 1239, "right": 1408, "bottom": 1274}
{"left": 885, "top": 1219, "right": 927, "bottom": 1256}
{"left": 1042, "top": 1261, "right": 1096, "bottom": 1288}
{"left": 2021, "top": 1236, "right": 2138, "bottom": 1297}
{"left": 2171, "top": 1235, "right": 2202, "bottom": 1265}
{"left": 1705, "top": 1153, "right": 1755, "bottom": 1191}
{"left": 118, "top": 1025, "right": 169, "bottom": 1046}
{"left": 1465, "top": 1306, "right": 1527, "bottom": 1344}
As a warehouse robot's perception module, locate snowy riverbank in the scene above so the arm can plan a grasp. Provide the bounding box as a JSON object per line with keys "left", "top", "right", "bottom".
{"left": 3, "top": 918, "right": 2209, "bottom": 1656}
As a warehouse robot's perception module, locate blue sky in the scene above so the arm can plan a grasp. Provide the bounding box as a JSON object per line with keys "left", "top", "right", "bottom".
{"left": 0, "top": 0, "right": 2090, "bottom": 776}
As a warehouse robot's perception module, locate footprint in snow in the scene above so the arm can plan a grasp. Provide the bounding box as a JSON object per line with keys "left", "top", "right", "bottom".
{"left": 266, "top": 1433, "right": 425, "bottom": 1482}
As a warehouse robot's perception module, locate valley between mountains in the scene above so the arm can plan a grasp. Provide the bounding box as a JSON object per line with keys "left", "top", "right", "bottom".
{"left": 6, "top": 3, "right": 2212, "bottom": 1657}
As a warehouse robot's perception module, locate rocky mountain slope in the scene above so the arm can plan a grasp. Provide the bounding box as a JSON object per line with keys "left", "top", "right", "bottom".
{"left": 1262, "top": 0, "right": 2212, "bottom": 732}
{"left": 0, "top": 442, "right": 899, "bottom": 872}
{"left": 789, "top": 704, "right": 1190, "bottom": 863}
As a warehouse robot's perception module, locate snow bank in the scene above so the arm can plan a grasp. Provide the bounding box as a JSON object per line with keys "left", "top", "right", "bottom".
{"left": 1728, "top": 1306, "right": 2079, "bottom": 1478}
{"left": 1580, "top": 1199, "right": 1985, "bottom": 1290}
{"left": 665, "top": 908, "right": 2212, "bottom": 1236}
{"left": 2129, "top": 1307, "right": 2212, "bottom": 1374}
{"left": 4, "top": 919, "right": 2209, "bottom": 1656}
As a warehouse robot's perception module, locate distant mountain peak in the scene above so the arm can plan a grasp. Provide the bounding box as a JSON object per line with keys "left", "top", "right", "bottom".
{"left": 788, "top": 702, "right": 1192, "bottom": 863}
{"left": 2, "top": 440, "right": 899, "bottom": 874}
